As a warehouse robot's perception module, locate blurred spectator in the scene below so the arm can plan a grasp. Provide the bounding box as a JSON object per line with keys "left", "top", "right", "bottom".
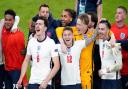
{"left": 75, "top": 0, "right": 102, "bottom": 22}
{"left": 0, "top": 19, "right": 5, "bottom": 89}
{"left": 56, "top": 26, "right": 96, "bottom": 89}
{"left": 2, "top": 9, "right": 27, "bottom": 89}
{"left": 29, "top": 4, "right": 58, "bottom": 43}
{"left": 79, "top": 12, "right": 98, "bottom": 89}
{"left": 111, "top": 6, "right": 128, "bottom": 89}
{"left": 17, "top": 17, "right": 60, "bottom": 89}
{"left": 98, "top": 19, "right": 122, "bottom": 89}
{"left": 56, "top": 13, "right": 97, "bottom": 89}
{"left": 55, "top": 8, "right": 76, "bottom": 27}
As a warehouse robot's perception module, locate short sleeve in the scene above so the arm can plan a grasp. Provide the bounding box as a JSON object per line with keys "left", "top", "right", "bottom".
{"left": 97, "top": 0, "right": 102, "bottom": 5}
{"left": 81, "top": 40, "right": 87, "bottom": 48}
{"left": 76, "top": 40, "right": 86, "bottom": 49}
{"left": 26, "top": 40, "right": 32, "bottom": 56}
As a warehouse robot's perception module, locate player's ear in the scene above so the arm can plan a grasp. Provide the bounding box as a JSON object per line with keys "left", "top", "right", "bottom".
{"left": 44, "top": 26, "right": 47, "bottom": 32}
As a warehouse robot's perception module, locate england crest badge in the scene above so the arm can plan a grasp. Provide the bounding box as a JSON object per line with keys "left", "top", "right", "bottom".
{"left": 120, "top": 33, "right": 125, "bottom": 39}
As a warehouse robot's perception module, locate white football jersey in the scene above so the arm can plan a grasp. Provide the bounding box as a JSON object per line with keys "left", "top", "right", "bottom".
{"left": 57, "top": 40, "right": 86, "bottom": 85}
{"left": 27, "top": 36, "right": 58, "bottom": 84}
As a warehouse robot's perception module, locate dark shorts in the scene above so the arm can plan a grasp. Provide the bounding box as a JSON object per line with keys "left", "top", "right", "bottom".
{"left": 93, "top": 76, "right": 101, "bottom": 89}
{"left": 61, "top": 84, "right": 82, "bottom": 89}
{"left": 101, "top": 79, "right": 122, "bottom": 89}
{"left": 28, "top": 84, "right": 52, "bottom": 89}
{"left": 0, "top": 64, "right": 5, "bottom": 89}
{"left": 4, "top": 70, "right": 23, "bottom": 89}
{"left": 121, "top": 75, "right": 128, "bottom": 89}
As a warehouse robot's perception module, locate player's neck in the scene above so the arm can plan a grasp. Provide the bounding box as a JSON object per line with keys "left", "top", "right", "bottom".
{"left": 66, "top": 43, "right": 72, "bottom": 48}
{"left": 116, "top": 21, "right": 125, "bottom": 28}
{"left": 37, "top": 33, "right": 46, "bottom": 42}
{"left": 103, "top": 35, "right": 110, "bottom": 42}
{"left": 66, "top": 41, "right": 74, "bottom": 48}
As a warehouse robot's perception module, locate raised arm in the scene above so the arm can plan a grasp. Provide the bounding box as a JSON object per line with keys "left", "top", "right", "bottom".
{"left": 97, "top": 0, "right": 102, "bottom": 22}
{"left": 75, "top": 0, "right": 78, "bottom": 12}
{"left": 84, "top": 28, "right": 98, "bottom": 46}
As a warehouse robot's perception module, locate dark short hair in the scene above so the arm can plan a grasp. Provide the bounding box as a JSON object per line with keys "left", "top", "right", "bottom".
{"left": 117, "top": 6, "right": 127, "bottom": 14}
{"left": 62, "top": 26, "right": 73, "bottom": 36}
{"left": 99, "top": 19, "right": 111, "bottom": 29}
{"left": 87, "top": 12, "right": 98, "bottom": 28}
{"left": 78, "top": 13, "right": 89, "bottom": 25}
{"left": 39, "top": 4, "right": 49, "bottom": 11}
{"left": 64, "top": 8, "right": 76, "bottom": 19}
{"left": 36, "top": 16, "right": 48, "bottom": 27}
{"left": 63, "top": 26, "right": 73, "bottom": 33}
{"left": 4, "top": 9, "right": 16, "bottom": 19}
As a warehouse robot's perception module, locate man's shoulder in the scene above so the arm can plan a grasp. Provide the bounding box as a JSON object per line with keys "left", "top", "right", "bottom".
{"left": 111, "top": 23, "right": 128, "bottom": 30}
{"left": 75, "top": 40, "right": 85, "bottom": 44}
{"left": 28, "top": 37, "right": 36, "bottom": 44}
{"left": 125, "top": 24, "right": 128, "bottom": 28}
{"left": 32, "top": 14, "right": 39, "bottom": 22}
{"left": 56, "top": 44, "right": 61, "bottom": 48}
{"left": 111, "top": 23, "right": 116, "bottom": 26}
{"left": 111, "top": 23, "right": 117, "bottom": 30}
{"left": 46, "top": 36, "right": 55, "bottom": 43}
{"left": 16, "top": 29, "right": 24, "bottom": 35}
{"left": 56, "top": 27, "right": 64, "bottom": 30}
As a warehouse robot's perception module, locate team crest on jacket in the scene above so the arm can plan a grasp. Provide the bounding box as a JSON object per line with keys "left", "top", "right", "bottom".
{"left": 120, "top": 33, "right": 125, "bottom": 39}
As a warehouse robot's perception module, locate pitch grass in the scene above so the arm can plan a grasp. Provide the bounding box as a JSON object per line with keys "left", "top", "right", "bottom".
{"left": 103, "top": 0, "right": 128, "bottom": 24}
{"left": 0, "top": 0, "right": 75, "bottom": 42}
{"left": 0, "top": 0, "right": 128, "bottom": 78}
{"left": 0, "top": 0, "right": 128, "bottom": 41}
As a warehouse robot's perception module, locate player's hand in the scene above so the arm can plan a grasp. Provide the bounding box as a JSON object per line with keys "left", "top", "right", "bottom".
{"left": 112, "top": 43, "right": 121, "bottom": 56}
{"left": 98, "top": 68, "right": 107, "bottom": 77}
{"left": 39, "top": 80, "right": 48, "bottom": 89}
{"left": 23, "top": 86, "right": 28, "bottom": 89}
{"left": 17, "top": 79, "right": 22, "bottom": 89}
{"left": 61, "top": 43, "right": 67, "bottom": 54}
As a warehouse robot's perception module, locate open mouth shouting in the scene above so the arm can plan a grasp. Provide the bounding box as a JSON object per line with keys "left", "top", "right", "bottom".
{"left": 36, "top": 29, "right": 40, "bottom": 32}
{"left": 64, "top": 39, "right": 72, "bottom": 46}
